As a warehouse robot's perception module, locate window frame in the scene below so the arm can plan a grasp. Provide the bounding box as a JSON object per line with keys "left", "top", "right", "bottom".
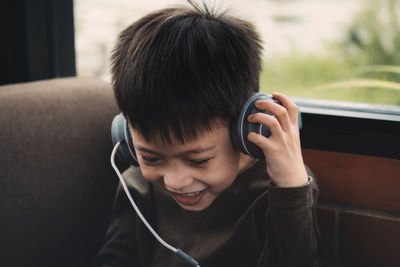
{"left": 296, "top": 98, "right": 400, "bottom": 159}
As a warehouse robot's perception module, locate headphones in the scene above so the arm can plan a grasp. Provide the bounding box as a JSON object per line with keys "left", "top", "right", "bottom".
{"left": 111, "top": 93, "right": 302, "bottom": 167}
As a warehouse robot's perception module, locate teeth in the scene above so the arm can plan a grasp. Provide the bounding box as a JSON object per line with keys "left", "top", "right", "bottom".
{"left": 179, "top": 191, "right": 202, "bottom": 197}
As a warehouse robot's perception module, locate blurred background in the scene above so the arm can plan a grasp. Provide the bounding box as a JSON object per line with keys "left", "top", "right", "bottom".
{"left": 74, "top": 0, "right": 400, "bottom": 106}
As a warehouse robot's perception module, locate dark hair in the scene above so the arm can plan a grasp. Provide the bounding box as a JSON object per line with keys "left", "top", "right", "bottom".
{"left": 111, "top": 0, "right": 263, "bottom": 143}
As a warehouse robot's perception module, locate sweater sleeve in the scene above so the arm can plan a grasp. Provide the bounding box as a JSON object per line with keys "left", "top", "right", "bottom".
{"left": 258, "top": 175, "right": 321, "bottom": 267}
{"left": 94, "top": 184, "right": 141, "bottom": 267}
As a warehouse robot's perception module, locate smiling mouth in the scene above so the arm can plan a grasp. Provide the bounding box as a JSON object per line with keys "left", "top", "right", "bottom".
{"left": 171, "top": 189, "right": 207, "bottom": 206}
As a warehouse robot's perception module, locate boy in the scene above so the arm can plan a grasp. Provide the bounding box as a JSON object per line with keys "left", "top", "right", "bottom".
{"left": 95, "top": 1, "right": 320, "bottom": 266}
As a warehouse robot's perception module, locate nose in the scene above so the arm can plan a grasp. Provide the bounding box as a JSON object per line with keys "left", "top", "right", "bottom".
{"left": 162, "top": 163, "right": 194, "bottom": 192}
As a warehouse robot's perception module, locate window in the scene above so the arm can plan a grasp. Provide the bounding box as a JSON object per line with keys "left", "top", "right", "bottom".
{"left": 74, "top": 0, "right": 400, "bottom": 107}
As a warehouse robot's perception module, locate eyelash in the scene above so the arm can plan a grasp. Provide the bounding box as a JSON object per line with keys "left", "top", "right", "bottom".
{"left": 188, "top": 159, "right": 210, "bottom": 167}
{"left": 140, "top": 156, "right": 161, "bottom": 165}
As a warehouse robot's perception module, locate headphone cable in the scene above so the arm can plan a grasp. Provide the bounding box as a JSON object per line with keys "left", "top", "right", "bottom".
{"left": 111, "top": 142, "right": 200, "bottom": 267}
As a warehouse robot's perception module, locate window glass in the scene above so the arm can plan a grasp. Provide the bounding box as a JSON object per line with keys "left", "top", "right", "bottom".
{"left": 74, "top": 0, "right": 400, "bottom": 106}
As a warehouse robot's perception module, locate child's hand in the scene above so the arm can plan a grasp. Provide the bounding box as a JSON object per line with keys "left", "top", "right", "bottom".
{"left": 247, "top": 92, "right": 308, "bottom": 187}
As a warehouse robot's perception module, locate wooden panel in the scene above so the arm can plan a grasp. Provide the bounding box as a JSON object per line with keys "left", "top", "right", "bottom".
{"left": 302, "top": 149, "right": 400, "bottom": 213}
{"left": 341, "top": 212, "right": 400, "bottom": 267}
{"left": 316, "top": 207, "right": 336, "bottom": 261}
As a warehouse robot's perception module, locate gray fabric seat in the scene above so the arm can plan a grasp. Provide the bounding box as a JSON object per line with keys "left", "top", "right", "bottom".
{"left": 0, "top": 77, "right": 119, "bottom": 267}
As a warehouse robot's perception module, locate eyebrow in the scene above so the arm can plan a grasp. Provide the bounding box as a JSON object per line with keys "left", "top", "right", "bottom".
{"left": 135, "top": 145, "right": 216, "bottom": 156}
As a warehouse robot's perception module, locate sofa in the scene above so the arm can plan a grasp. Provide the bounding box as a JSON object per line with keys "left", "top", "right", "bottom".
{"left": 0, "top": 78, "right": 119, "bottom": 267}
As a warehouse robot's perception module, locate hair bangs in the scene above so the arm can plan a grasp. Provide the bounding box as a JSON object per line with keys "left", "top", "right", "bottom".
{"left": 128, "top": 88, "right": 226, "bottom": 144}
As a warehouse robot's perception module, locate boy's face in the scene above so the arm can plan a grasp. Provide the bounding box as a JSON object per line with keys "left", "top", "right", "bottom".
{"left": 131, "top": 119, "right": 245, "bottom": 211}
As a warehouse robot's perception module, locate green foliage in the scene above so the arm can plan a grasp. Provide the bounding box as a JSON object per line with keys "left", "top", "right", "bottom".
{"left": 338, "top": 0, "right": 400, "bottom": 66}
{"left": 260, "top": 55, "right": 400, "bottom": 105}
{"left": 260, "top": 0, "right": 400, "bottom": 106}
{"left": 260, "top": 53, "right": 354, "bottom": 96}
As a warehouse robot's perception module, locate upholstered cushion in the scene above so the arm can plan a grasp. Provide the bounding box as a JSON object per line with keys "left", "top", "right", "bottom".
{"left": 0, "top": 78, "right": 119, "bottom": 267}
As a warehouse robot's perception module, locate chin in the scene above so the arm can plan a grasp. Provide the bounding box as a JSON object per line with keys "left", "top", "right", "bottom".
{"left": 178, "top": 203, "right": 208, "bottom": 211}
{"left": 177, "top": 202, "right": 211, "bottom": 211}
{"left": 174, "top": 193, "right": 216, "bottom": 211}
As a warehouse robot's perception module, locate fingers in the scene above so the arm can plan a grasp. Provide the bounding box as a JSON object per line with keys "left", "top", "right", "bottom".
{"left": 248, "top": 111, "right": 283, "bottom": 138}
{"left": 246, "top": 92, "right": 299, "bottom": 151}
{"left": 271, "top": 92, "right": 299, "bottom": 127}
{"left": 247, "top": 131, "right": 271, "bottom": 152}
{"left": 253, "top": 97, "right": 292, "bottom": 132}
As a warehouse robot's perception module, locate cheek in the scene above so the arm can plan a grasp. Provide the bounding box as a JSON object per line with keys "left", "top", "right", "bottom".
{"left": 211, "top": 168, "right": 237, "bottom": 188}
{"left": 139, "top": 166, "right": 161, "bottom": 183}
{"left": 206, "top": 153, "right": 240, "bottom": 192}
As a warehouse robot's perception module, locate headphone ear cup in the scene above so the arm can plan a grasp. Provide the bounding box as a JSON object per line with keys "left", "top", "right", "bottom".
{"left": 233, "top": 93, "right": 288, "bottom": 158}
{"left": 232, "top": 92, "right": 303, "bottom": 159}
{"left": 111, "top": 113, "right": 139, "bottom": 167}
{"left": 232, "top": 93, "right": 269, "bottom": 158}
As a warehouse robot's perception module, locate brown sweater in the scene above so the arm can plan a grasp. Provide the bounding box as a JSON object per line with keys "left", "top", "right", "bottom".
{"left": 95, "top": 160, "right": 321, "bottom": 267}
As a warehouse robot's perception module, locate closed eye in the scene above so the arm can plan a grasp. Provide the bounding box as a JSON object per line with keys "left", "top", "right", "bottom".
{"left": 140, "top": 156, "right": 162, "bottom": 165}
{"left": 188, "top": 158, "right": 212, "bottom": 167}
